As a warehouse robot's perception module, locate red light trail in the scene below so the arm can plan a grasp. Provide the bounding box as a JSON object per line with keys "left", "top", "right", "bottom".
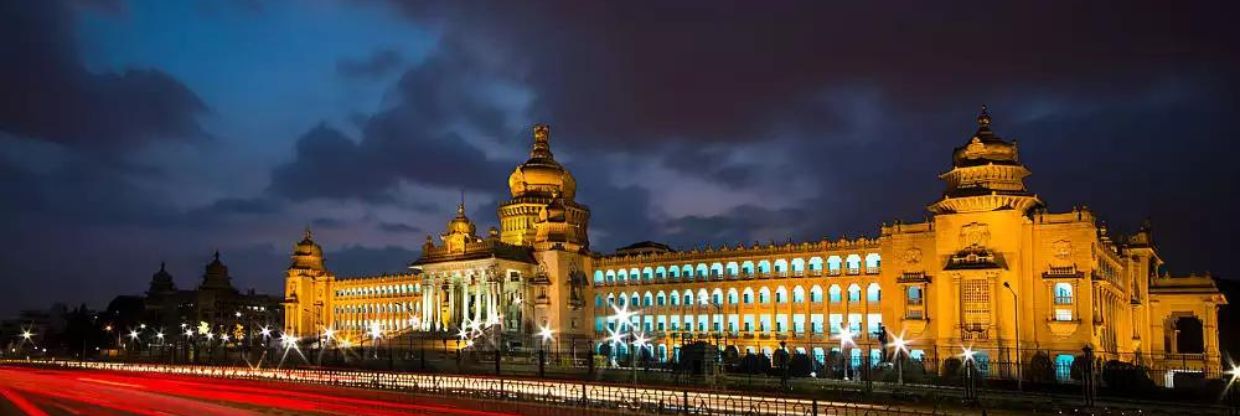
{"left": 0, "top": 366, "right": 518, "bottom": 416}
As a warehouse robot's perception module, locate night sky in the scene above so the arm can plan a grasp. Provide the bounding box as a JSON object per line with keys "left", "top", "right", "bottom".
{"left": 2, "top": 1, "right": 1238, "bottom": 316}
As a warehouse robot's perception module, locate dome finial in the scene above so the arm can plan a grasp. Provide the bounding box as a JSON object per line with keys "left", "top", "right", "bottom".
{"left": 160, "top": 261, "right": 166, "bottom": 272}
{"left": 977, "top": 105, "right": 991, "bottom": 127}
{"left": 457, "top": 189, "right": 466, "bottom": 216}
{"left": 304, "top": 225, "right": 313, "bottom": 240}
{"left": 530, "top": 123, "right": 553, "bottom": 159}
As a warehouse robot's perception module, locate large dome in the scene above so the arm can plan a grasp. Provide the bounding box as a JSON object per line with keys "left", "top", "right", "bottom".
{"left": 508, "top": 124, "right": 577, "bottom": 200}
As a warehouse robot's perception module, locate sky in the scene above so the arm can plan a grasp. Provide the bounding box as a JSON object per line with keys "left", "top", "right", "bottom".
{"left": 1, "top": 0, "right": 1238, "bottom": 316}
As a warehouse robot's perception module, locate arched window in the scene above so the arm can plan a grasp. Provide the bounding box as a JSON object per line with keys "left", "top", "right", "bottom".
{"left": 741, "top": 261, "right": 755, "bottom": 276}
{"left": 631, "top": 293, "right": 640, "bottom": 306}
{"left": 617, "top": 294, "right": 626, "bottom": 306}
{"left": 607, "top": 293, "right": 616, "bottom": 306}
{"left": 594, "top": 271, "right": 604, "bottom": 284}
{"left": 845, "top": 254, "right": 862, "bottom": 274}
{"left": 669, "top": 290, "right": 680, "bottom": 306}
{"left": 743, "top": 288, "right": 755, "bottom": 304}
{"left": 829, "top": 285, "right": 842, "bottom": 303}
{"left": 617, "top": 269, "right": 628, "bottom": 283}
{"left": 867, "top": 283, "right": 881, "bottom": 302}
{"left": 758, "top": 287, "right": 771, "bottom": 304}
{"left": 775, "top": 286, "right": 788, "bottom": 303}
{"left": 642, "top": 267, "right": 654, "bottom": 281}
{"left": 697, "top": 289, "right": 709, "bottom": 305}
{"left": 711, "top": 288, "right": 723, "bottom": 305}
{"left": 808, "top": 257, "right": 824, "bottom": 274}
{"left": 774, "top": 259, "right": 788, "bottom": 275}
{"left": 793, "top": 286, "right": 806, "bottom": 303}
{"left": 643, "top": 292, "right": 653, "bottom": 306}
{"left": 847, "top": 284, "right": 861, "bottom": 302}
{"left": 725, "top": 262, "right": 739, "bottom": 277}
{"left": 791, "top": 258, "right": 806, "bottom": 275}
{"left": 655, "top": 266, "right": 667, "bottom": 279}
{"left": 758, "top": 260, "right": 771, "bottom": 275}
{"left": 727, "top": 288, "right": 739, "bottom": 304}
{"left": 629, "top": 268, "right": 641, "bottom": 283}
{"left": 681, "top": 265, "right": 694, "bottom": 280}
{"left": 710, "top": 263, "right": 724, "bottom": 278}
{"left": 1054, "top": 283, "right": 1073, "bottom": 305}
{"left": 864, "top": 253, "right": 882, "bottom": 274}
{"left": 810, "top": 285, "right": 823, "bottom": 303}
{"left": 668, "top": 267, "right": 679, "bottom": 280}
{"left": 827, "top": 256, "right": 843, "bottom": 275}
{"left": 656, "top": 291, "right": 666, "bottom": 306}
{"left": 684, "top": 291, "right": 694, "bottom": 305}
{"left": 695, "top": 264, "right": 709, "bottom": 279}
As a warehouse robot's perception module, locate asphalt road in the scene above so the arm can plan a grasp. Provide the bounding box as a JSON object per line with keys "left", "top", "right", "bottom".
{"left": 0, "top": 366, "right": 523, "bottom": 416}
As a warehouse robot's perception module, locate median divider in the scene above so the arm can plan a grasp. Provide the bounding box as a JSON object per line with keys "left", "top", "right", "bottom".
{"left": 1, "top": 359, "right": 936, "bottom": 415}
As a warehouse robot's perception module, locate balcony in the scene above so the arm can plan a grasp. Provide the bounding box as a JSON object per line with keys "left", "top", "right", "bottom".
{"left": 828, "top": 269, "right": 842, "bottom": 276}
{"left": 1054, "top": 296, "right": 1073, "bottom": 305}
{"left": 865, "top": 266, "right": 881, "bottom": 275}
{"left": 846, "top": 268, "right": 861, "bottom": 275}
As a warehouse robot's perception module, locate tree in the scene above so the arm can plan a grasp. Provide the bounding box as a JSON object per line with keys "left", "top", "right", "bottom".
{"left": 941, "top": 357, "right": 963, "bottom": 379}
{"left": 1100, "top": 360, "right": 1156, "bottom": 395}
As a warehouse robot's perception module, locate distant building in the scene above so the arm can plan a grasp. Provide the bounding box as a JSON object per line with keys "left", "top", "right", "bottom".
{"left": 121, "top": 252, "right": 283, "bottom": 336}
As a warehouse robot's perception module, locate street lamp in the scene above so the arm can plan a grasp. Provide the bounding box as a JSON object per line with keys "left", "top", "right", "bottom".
{"left": 1003, "top": 281, "right": 1022, "bottom": 391}
{"left": 890, "top": 334, "right": 908, "bottom": 385}
{"left": 837, "top": 328, "right": 855, "bottom": 380}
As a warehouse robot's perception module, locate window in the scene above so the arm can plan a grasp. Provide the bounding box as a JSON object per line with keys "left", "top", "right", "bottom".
{"left": 828, "top": 314, "right": 843, "bottom": 335}
{"left": 866, "top": 283, "right": 881, "bottom": 302}
{"left": 829, "top": 285, "right": 842, "bottom": 303}
{"left": 1054, "top": 308, "right": 1073, "bottom": 322}
{"left": 847, "top": 284, "right": 861, "bottom": 302}
{"left": 743, "top": 288, "right": 754, "bottom": 304}
{"left": 792, "top": 286, "right": 805, "bottom": 303}
{"left": 1055, "top": 354, "right": 1074, "bottom": 382}
{"left": 775, "top": 287, "right": 787, "bottom": 303}
{"left": 1054, "top": 283, "right": 1073, "bottom": 305}
{"left": 759, "top": 287, "right": 771, "bottom": 304}
{"left": 906, "top": 286, "right": 923, "bottom": 305}
{"left": 810, "top": 286, "right": 823, "bottom": 303}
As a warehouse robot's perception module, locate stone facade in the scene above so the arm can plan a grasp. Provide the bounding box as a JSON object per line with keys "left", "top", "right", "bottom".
{"left": 284, "top": 110, "right": 1227, "bottom": 381}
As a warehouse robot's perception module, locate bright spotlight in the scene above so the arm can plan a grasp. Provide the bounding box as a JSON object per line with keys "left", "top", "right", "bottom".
{"left": 538, "top": 325, "right": 554, "bottom": 343}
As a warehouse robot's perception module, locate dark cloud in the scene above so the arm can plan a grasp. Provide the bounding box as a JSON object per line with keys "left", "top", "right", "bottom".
{"left": 0, "top": 1, "right": 208, "bottom": 151}
{"left": 310, "top": 217, "right": 347, "bottom": 229}
{"left": 391, "top": 1, "right": 1239, "bottom": 149}
{"left": 326, "top": 245, "right": 419, "bottom": 277}
{"left": 268, "top": 37, "right": 517, "bottom": 202}
{"left": 377, "top": 222, "right": 422, "bottom": 234}
{"left": 337, "top": 48, "right": 403, "bottom": 79}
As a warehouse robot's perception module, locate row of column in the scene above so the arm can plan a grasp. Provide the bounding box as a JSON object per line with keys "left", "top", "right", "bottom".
{"left": 420, "top": 272, "right": 502, "bottom": 332}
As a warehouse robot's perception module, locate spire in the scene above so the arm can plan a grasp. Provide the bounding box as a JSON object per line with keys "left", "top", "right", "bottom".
{"left": 977, "top": 105, "right": 991, "bottom": 127}
{"left": 303, "top": 225, "right": 312, "bottom": 241}
{"left": 159, "top": 261, "right": 166, "bottom": 272}
{"left": 530, "top": 123, "right": 553, "bottom": 159}
{"left": 213, "top": 250, "right": 220, "bottom": 262}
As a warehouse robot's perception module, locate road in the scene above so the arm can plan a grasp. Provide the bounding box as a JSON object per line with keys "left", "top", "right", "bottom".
{"left": 0, "top": 366, "right": 524, "bottom": 416}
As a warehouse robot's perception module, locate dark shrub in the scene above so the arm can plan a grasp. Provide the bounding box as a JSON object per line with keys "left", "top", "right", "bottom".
{"left": 1027, "top": 351, "right": 1055, "bottom": 384}
{"left": 737, "top": 353, "right": 771, "bottom": 375}
{"left": 1100, "top": 360, "right": 1156, "bottom": 396}
{"left": 942, "top": 357, "right": 962, "bottom": 378}
{"left": 788, "top": 353, "right": 814, "bottom": 377}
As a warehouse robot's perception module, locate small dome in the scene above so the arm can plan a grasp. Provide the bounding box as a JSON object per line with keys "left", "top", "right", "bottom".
{"left": 446, "top": 203, "right": 477, "bottom": 236}
{"left": 508, "top": 124, "right": 577, "bottom": 200}
{"left": 952, "top": 106, "right": 1019, "bottom": 167}
{"left": 152, "top": 261, "right": 174, "bottom": 282}
{"left": 294, "top": 228, "right": 323, "bottom": 257}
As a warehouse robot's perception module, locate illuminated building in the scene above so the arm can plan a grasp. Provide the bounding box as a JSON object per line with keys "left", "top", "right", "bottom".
{"left": 284, "top": 111, "right": 1226, "bottom": 383}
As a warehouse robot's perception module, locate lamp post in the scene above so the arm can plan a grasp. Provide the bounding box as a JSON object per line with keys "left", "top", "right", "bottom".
{"left": 538, "top": 324, "right": 554, "bottom": 378}
{"left": 1003, "top": 281, "right": 1022, "bottom": 391}
{"left": 890, "top": 334, "right": 907, "bottom": 385}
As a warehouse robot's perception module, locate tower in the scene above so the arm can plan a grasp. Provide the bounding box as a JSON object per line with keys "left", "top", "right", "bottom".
{"left": 284, "top": 228, "right": 334, "bottom": 336}
{"left": 928, "top": 106, "right": 1042, "bottom": 215}
{"left": 499, "top": 124, "right": 590, "bottom": 250}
